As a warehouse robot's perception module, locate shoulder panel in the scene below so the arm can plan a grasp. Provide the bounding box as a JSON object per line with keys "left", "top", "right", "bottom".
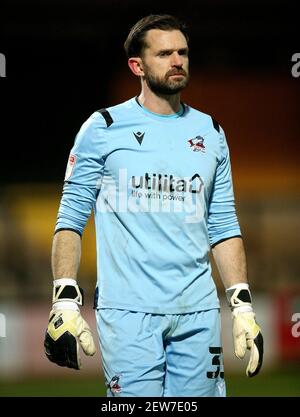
{"left": 212, "top": 118, "right": 220, "bottom": 133}
{"left": 97, "top": 108, "right": 114, "bottom": 127}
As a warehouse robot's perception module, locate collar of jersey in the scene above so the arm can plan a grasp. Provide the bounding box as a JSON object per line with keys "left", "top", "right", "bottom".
{"left": 134, "top": 96, "right": 185, "bottom": 120}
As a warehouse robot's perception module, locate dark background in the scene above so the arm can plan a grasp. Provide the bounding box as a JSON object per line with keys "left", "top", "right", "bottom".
{"left": 1, "top": 0, "right": 299, "bottom": 183}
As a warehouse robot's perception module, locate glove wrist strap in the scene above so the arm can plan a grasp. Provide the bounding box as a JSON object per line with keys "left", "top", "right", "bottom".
{"left": 226, "top": 282, "right": 252, "bottom": 311}
{"left": 53, "top": 278, "right": 77, "bottom": 287}
{"left": 232, "top": 305, "right": 253, "bottom": 315}
{"left": 52, "top": 278, "right": 84, "bottom": 306}
{"left": 52, "top": 301, "right": 79, "bottom": 311}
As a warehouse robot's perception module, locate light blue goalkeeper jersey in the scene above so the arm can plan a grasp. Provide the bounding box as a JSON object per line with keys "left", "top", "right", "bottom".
{"left": 56, "top": 97, "right": 241, "bottom": 314}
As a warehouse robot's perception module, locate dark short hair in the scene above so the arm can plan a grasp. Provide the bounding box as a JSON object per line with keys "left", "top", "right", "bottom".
{"left": 124, "top": 14, "right": 189, "bottom": 58}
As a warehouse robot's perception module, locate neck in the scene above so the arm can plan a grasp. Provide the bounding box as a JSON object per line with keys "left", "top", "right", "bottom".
{"left": 138, "top": 82, "right": 182, "bottom": 115}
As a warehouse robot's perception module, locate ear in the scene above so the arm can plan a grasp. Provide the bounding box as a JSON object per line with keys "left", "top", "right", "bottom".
{"left": 128, "top": 57, "right": 144, "bottom": 77}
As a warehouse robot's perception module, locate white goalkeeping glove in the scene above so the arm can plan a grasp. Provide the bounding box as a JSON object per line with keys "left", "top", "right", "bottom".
{"left": 226, "top": 283, "right": 264, "bottom": 377}
{"left": 44, "top": 278, "right": 96, "bottom": 370}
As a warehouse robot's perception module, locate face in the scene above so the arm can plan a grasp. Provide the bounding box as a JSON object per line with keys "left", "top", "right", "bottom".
{"left": 140, "top": 29, "right": 189, "bottom": 95}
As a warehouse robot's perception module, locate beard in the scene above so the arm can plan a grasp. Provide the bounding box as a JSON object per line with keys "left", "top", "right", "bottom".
{"left": 144, "top": 66, "right": 189, "bottom": 95}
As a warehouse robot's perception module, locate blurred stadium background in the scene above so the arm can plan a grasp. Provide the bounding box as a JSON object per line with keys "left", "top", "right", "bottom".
{"left": 1, "top": 0, "right": 300, "bottom": 396}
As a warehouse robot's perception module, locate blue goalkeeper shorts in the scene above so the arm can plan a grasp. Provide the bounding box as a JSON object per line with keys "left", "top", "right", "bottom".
{"left": 96, "top": 308, "right": 225, "bottom": 397}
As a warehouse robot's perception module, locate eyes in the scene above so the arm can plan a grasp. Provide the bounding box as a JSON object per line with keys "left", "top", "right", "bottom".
{"left": 158, "top": 49, "right": 189, "bottom": 57}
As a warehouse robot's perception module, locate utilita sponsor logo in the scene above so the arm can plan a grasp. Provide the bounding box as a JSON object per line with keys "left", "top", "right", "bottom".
{"left": 131, "top": 173, "right": 203, "bottom": 193}
{"left": 95, "top": 169, "right": 205, "bottom": 223}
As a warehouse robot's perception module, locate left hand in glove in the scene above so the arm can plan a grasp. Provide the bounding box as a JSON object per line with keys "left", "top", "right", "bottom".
{"left": 226, "top": 283, "right": 264, "bottom": 377}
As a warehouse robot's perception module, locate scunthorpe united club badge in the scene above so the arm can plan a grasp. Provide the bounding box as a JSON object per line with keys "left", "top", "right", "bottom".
{"left": 188, "top": 136, "right": 206, "bottom": 152}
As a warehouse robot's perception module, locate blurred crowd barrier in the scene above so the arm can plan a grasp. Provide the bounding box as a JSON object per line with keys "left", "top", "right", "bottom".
{"left": 0, "top": 294, "right": 299, "bottom": 378}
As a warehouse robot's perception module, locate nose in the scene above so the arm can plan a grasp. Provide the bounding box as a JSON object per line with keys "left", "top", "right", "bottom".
{"left": 171, "top": 52, "right": 183, "bottom": 67}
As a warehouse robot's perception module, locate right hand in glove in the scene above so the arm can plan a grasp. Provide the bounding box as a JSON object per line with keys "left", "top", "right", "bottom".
{"left": 44, "top": 278, "right": 96, "bottom": 370}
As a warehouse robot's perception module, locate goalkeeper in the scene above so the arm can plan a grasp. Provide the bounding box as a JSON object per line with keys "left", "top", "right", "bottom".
{"left": 44, "top": 14, "right": 263, "bottom": 396}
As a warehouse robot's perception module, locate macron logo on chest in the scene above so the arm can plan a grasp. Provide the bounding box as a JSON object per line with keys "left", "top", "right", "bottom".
{"left": 133, "top": 131, "right": 145, "bottom": 145}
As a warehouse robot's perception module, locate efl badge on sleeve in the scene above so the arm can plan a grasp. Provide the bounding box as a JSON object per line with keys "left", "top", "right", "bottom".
{"left": 64, "top": 154, "right": 77, "bottom": 181}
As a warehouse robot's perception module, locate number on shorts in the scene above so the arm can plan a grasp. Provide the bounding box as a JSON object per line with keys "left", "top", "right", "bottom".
{"left": 206, "top": 346, "right": 224, "bottom": 379}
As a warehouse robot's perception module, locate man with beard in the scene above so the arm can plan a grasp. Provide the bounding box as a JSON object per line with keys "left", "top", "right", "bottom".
{"left": 44, "top": 14, "right": 263, "bottom": 397}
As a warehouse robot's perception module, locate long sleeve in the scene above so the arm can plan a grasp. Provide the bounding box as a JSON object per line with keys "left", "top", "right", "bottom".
{"left": 55, "top": 112, "right": 107, "bottom": 235}
{"left": 207, "top": 127, "right": 241, "bottom": 247}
